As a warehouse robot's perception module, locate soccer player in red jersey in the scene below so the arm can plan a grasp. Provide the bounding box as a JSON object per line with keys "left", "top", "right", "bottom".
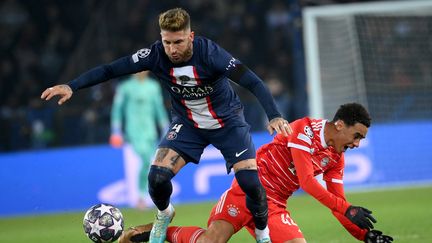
{"left": 119, "top": 103, "right": 393, "bottom": 243}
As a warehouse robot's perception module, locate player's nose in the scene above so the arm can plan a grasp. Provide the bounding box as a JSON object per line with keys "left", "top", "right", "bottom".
{"left": 353, "top": 140, "right": 360, "bottom": 148}
{"left": 168, "top": 44, "right": 177, "bottom": 54}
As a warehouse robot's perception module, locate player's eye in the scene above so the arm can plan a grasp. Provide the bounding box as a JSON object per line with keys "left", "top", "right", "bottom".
{"left": 354, "top": 133, "right": 363, "bottom": 140}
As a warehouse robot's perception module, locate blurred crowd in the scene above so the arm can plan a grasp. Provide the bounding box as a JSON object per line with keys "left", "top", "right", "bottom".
{"left": 0, "top": 0, "right": 375, "bottom": 152}
{"left": 357, "top": 15, "right": 432, "bottom": 121}
{"left": 0, "top": 0, "right": 97, "bottom": 151}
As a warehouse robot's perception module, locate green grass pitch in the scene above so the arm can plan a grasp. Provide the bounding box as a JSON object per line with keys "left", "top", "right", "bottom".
{"left": 1, "top": 186, "right": 430, "bottom": 243}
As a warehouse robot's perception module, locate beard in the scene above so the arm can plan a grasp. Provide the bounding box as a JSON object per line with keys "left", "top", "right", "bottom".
{"left": 169, "top": 42, "right": 193, "bottom": 64}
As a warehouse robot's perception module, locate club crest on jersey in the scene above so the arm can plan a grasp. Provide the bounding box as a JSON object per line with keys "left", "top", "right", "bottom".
{"left": 179, "top": 75, "right": 191, "bottom": 83}
{"left": 304, "top": 126, "right": 314, "bottom": 138}
{"left": 166, "top": 131, "right": 177, "bottom": 140}
{"left": 227, "top": 204, "right": 240, "bottom": 217}
{"left": 137, "top": 48, "right": 151, "bottom": 58}
{"left": 321, "top": 157, "right": 329, "bottom": 167}
{"left": 132, "top": 48, "right": 151, "bottom": 63}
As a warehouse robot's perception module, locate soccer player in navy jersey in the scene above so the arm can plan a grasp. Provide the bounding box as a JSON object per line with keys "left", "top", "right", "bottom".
{"left": 41, "top": 7, "right": 292, "bottom": 243}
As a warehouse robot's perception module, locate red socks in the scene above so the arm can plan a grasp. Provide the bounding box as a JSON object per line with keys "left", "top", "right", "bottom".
{"left": 166, "top": 226, "right": 206, "bottom": 243}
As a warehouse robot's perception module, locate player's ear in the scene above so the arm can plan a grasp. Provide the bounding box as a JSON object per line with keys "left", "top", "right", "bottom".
{"left": 189, "top": 31, "right": 195, "bottom": 40}
{"left": 335, "top": 120, "right": 345, "bottom": 131}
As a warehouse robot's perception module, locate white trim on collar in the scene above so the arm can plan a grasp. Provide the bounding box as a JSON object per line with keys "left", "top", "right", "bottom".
{"left": 320, "top": 119, "right": 328, "bottom": 148}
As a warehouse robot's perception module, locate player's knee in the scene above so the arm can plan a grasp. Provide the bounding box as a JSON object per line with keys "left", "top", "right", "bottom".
{"left": 235, "top": 170, "right": 266, "bottom": 201}
{"left": 148, "top": 165, "right": 174, "bottom": 188}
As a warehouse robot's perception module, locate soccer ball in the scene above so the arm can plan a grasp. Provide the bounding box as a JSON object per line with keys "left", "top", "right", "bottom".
{"left": 83, "top": 203, "right": 124, "bottom": 242}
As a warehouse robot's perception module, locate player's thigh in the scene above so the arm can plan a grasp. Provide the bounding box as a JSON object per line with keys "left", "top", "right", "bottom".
{"left": 267, "top": 203, "right": 304, "bottom": 243}
{"left": 207, "top": 183, "right": 252, "bottom": 234}
{"left": 197, "top": 220, "right": 235, "bottom": 243}
{"left": 232, "top": 159, "right": 257, "bottom": 172}
{"left": 208, "top": 124, "right": 256, "bottom": 172}
{"left": 157, "top": 121, "right": 208, "bottom": 173}
{"left": 152, "top": 148, "right": 186, "bottom": 174}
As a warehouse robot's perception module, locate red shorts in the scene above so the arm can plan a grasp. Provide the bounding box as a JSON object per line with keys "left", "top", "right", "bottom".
{"left": 208, "top": 179, "right": 304, "bottom": 242}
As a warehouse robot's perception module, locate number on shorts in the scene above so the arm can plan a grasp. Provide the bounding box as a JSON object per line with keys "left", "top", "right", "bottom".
{"left": 172, "top": 124, "right": 183, "bottom": 133}
{"left": 281, "top": 213, "right": 298, "bottom": 226}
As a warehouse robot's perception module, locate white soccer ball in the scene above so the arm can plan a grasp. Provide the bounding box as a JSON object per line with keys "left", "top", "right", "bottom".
{"left": 83, "top": 203, "right": 124, "bottom": 242}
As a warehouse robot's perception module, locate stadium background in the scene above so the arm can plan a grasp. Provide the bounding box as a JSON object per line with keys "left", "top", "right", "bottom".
{"left": 0, "top": 0, "right": 431, "bottom": 242}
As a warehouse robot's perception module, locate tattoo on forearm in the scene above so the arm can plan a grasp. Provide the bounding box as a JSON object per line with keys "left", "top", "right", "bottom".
{"left": 155, "top": 148, "right": 169, "bottom": 163}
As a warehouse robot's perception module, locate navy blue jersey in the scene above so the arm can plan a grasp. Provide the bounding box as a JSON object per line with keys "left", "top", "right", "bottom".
{"left": 68, "top": 36, "right": 281, "bottom": 129}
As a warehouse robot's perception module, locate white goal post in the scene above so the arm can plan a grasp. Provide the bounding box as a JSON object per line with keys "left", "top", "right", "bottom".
{"left": 303, "top": 0, "right": 432, "bottom": 120}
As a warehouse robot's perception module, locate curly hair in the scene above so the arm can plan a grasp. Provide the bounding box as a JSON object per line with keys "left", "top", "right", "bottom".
{"left": 332, "top": 103, "right": 371, "bottom": 128}
{"left": 159, "top": 8, "right": 190, "bottom": 32}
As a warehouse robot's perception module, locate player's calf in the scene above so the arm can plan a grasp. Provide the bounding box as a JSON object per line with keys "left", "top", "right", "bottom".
{"left": 148, "top": 165, "right": 174, "bottom": 211}
{"left": 235, "top": 169, "right": 270, "bottom": 242}
{"left": 235, "top": 170, "right": 268, "bottom": 229}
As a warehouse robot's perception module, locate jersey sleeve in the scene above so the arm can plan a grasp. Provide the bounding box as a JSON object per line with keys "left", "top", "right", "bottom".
{"left": 323, "top": 153, "right": 345, "bottom": 185}
{"left": 130, "top": 43, "right": 160, "bottom": 70}
{"left": 200, "top": 38, "right": 239, "bottom": 75}
{"left": 286, "top": 119, "right": 313, "bottom": 153}
{"left": 324, "top": 156, "right": 368, "bottom": 241}
{"left": 67, "top": 43, "right": 159, "bottom": 91}
{"left": 327, "top": 187, "right": 367, "bottom": 241}
{"left": 203, "top": 38, "right": 281, "bottom": 121}
{"left": 288, "top": 120, "right": 351, "bottom": 215}
{"left": 329, "top": 195, "right": 368, "bottom": 240}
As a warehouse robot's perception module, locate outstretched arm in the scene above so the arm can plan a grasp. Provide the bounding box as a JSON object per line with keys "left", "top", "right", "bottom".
{"left": 205, "top": 39, "right": 291, "bottom": 135}
{"left": 291, "top": 147, "right": 376, "bottom": 231}
{"left": 331, "top": 212, "right": 392, "bottom": 242}
{"left": 326, "top": 181, "right": 369, "bottom": 240}
{"left": 40, "top": 84, "right": 73, "bottom": 105}
{"left": 326, "top": 175, "right": 382, "bottom": 240}
{"left": 291, "top": 148, "right": 351, "bottom": 214}
{"left": 41, "top": 55, "right": 143, "bottom": 105}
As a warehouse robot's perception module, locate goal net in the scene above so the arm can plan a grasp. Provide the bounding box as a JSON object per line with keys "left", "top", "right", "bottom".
{"left": 303, "top": 1, "right": 432, "bottom": 188}
{"left": 303, "top": 0, "right": 432, "bottom": 123}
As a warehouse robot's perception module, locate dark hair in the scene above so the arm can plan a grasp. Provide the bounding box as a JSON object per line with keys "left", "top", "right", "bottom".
{"left": 332, "top": 103, "right": 371, "bottom": 128}
{"left": 159, "top": 8, "right": 190, "bottom": 32}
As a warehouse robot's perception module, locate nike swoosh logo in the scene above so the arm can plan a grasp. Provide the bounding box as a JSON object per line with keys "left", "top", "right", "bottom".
{"left": 235, "top": 149, "right": 248, "bottom": 157}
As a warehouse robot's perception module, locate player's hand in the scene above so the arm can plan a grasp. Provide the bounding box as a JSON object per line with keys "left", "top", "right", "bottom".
{"left": 110, "top": 134, "right": 124, "bottom": 148}
{"left": 119, "top": 223, "right": 153, "bottom": 243}
{"left": 40, "top": 84, "right": 73, "bottom": 105}
{"left": 345, "top": 205, "right": 377, "bottom": 229}
{"left": 364, "top": 230, "right": 393, "bottom": 243}
{"left": 267, "top": 117, "right": 292, "bottom": 136}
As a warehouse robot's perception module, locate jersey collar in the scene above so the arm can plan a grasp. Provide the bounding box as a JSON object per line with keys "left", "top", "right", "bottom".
{"left": 320, "top": 119, "right": 328, "bottom": 148}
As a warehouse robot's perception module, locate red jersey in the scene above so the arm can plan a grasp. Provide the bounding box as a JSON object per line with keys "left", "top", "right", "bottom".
{"left": 256, "top": 117, "right": 367, "bottom": 240}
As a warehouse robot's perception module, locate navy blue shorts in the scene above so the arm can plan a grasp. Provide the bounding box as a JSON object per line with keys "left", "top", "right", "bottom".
{"left": 158, "top": 120, "right": 256, "bottom": 173}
